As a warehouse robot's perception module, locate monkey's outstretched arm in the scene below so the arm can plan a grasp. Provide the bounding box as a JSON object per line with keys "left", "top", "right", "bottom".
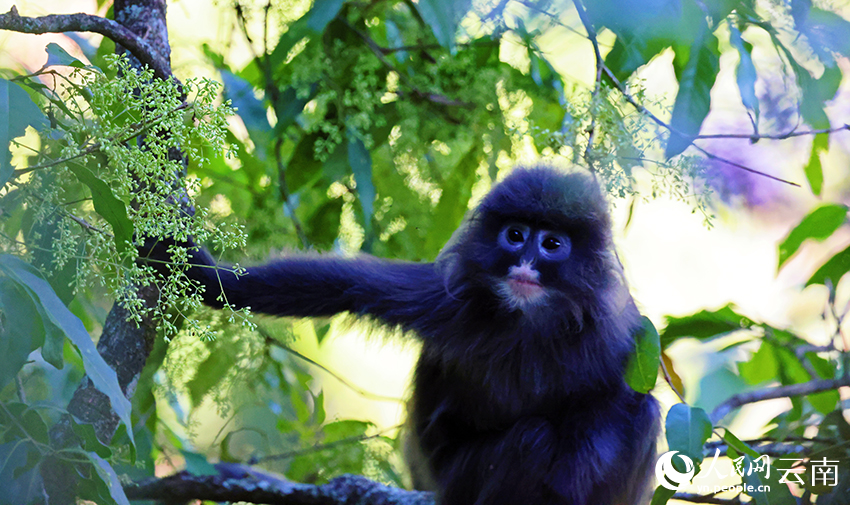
{"left": 143, "top": 239, "right": 444, "bottom": 328}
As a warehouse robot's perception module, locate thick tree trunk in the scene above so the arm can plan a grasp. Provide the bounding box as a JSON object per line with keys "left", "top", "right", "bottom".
{"left": 40, "top": 2, "right": 174, "bottom": 503}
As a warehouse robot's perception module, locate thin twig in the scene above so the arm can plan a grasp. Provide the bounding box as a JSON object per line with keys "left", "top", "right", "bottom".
{"left": 710, "top": 376, "right": 850, "bottom": 423}
{"left": 571, "top": 0, "right": 603, "bottom": 169}
{"left": 263, "top": 333, "right": 402, "bottom": 403}
{"left": 694, "top": 124, "right": 850, "bottom": 141}
{"left": 0, "top": 6, "right": 171, "bottom": 80}
{"left": 599, "top": 64, "right": 801, "bottom": 187}
{"left": 258, "top": 424, "right": 403, "bottom": 463}
{"left": 14, "top": 102, "right": 190, "bottom": 176}
{"left": 380, "top": 40, "right": 498, "bottom": 54}
{"left": 690, "top": 143, "right": 801, "bottom": 187}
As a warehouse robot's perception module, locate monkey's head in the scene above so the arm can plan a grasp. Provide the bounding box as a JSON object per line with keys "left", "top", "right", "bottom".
{"left": 439, "top": 166, "right": 627, "bottom": 319}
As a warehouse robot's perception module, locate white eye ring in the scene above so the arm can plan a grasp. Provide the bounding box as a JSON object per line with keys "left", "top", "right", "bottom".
{"left": 498, "top": 224, "right": 530, "bottom": 251}
{"left": 538, "top": 231, "right": 571, "bottom": 260}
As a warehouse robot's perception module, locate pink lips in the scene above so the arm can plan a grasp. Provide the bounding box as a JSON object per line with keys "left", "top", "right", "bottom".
{"left": 507, "top": 275, "right": 543, "bottom": 297}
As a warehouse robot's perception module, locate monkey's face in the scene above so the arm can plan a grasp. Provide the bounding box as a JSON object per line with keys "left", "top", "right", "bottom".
{"left": 490, "top": 221, "right": 573, "bottom": 312}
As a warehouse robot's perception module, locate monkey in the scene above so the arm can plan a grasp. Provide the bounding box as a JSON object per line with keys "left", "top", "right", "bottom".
{"left": 141, "top": 165, "right": 660, "bottom": 505}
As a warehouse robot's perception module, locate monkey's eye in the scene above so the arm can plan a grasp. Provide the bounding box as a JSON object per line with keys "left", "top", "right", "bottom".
{"left": 498, "top": 224, "right": 530, "bottom": 252}
{"left": 538, "top": 232, "right": 571, "bottom": 260}
{"left": 541, "top": 236, "right": 561, "bottom": 250}
{"left": 507, "top": 228, "right": 525, "bottom": 244}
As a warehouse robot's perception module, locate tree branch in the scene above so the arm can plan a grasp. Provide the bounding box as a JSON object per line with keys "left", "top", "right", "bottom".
{"left": 694, "top": 124, "right": 850, "bottom": 141}
{"left": 0, "top": 5, "right": 172, "bottom": 80}
{"left": 690, "top": 142, "right": 801, "bottom": 187}
{"left": 672, "top": 492, "right": 741, "bottom": 504}
{"left": 710, "top": 376, "right": 850, "bottom": 423}
{"left": 14, "top": 102, "right": 190, "bottom": 176}
{"left": 598, "top": 63, "right": 801, "bottom": 187}
{"left": 125, "top": 471, "right": 434, "bottom": 505}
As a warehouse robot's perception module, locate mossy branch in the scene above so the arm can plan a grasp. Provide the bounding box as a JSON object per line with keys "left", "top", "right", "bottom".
{"left": 0, "top": 5, "right": 171, "bottom": 80}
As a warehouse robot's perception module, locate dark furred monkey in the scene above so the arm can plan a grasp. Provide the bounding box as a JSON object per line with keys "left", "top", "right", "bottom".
{"left": 147, "top": 166, "right": 660, "bottom": 505}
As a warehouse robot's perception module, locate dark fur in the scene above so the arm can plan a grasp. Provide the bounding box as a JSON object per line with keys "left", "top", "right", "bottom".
{"left": 147, "top": 166, "right": 660, "bottom": 505}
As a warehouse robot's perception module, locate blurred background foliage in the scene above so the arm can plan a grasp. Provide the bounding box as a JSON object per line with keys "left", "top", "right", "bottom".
{"left": 2, "top": 0, "right": 850, "bottom": 503}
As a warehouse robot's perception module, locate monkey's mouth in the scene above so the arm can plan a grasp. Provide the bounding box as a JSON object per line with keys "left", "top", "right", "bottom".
{"left": 505, "top": 275, "right": 545, "bottom": 299}
{"left": 497, "top": 263, "right": 548, "bottom": 310}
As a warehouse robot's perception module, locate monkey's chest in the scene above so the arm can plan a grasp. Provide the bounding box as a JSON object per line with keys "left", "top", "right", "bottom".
{"left": 412, "top": 344, "right": 615, "bottom": 432}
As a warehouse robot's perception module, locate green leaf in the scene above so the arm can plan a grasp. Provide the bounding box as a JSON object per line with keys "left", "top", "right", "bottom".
{"left": 67, "top": 162, "right": 133, "bottom": 257}
{"left": 180, "top": 450, "right": 218, "bottom": 475}
{"left": 740, "top": 455, "right": 770, "bottom": 505}
{"left": 719, "top": 428, "right": 759, "bottom": 458}
{"left": 603, "top": 37, "right": 643, "bottom": 84}
{"left": 70, "top": 418, "right": 113, "bottom": 459}
{"left": 528, "top": 49, "right": 564, "bottom": 104}
{"left": 0, "top": 263, "right": 66, "bottom": 369}
{"left": 660, "top": 305, "right": 752, "bottom": 348}
{"left": 763, "top": 26, "right": 839, "bottom": 130}
{"left": 347, "top": 129, "right": 375, "bottom": 237}
{"left": 313, "top": 390, "right": 326, "bottom": 424}
{"left": 273, "top": 85, "right": 318, "bottom": 135}
{"left": 742, "top": 453, "right": 798, "bottom": 505}
{"left": 187, "top": 349, "right": 230, "bottom": 406}
{"left": 604, "top": 34, "right": 675, "bottom": 84}
{"left": 0, "top": 78, "right": 48, "bottom": 188}
{"left": 290, "top": 386, "right": 311, "bottom": 423}
{"left": 268, "top": 0, "right": 345, "bottom": 69}
{"left": 220, "top": 70, "right": 272, "bottom": 155}
{"left": 0, "top": 403, "right": 49, "bottom": 444}
{"left": 799, "top": 8, "right": 850, "bottom": 61}
{"left": 666, "top": 34, "right": 720, "bottom": 158}
{"left": 738, "top": 341, "right": 778, "bottom": 385}
{"left": 665, "top": 403, "right": 712, "bottom": 463}
{"left": 775, "top": 346, "right": 810, "bottom": 385}
{"left": 804, "top": 132, "right": 828, "bottom": 196}
{"left": 625, "top": 317, "right": 661, "bottom": 394}
{"left": 778, "top": 203, "right": 847, "bottom": 271}
{"left": 30, "top": 214, "right": 81, "bottom": 304}
{"left": 323, "top": 419, "right": 370, "bottom": 440}
{"left": 0, "top": 278, "right": 45, "bottom": 390}
{"left": 0, "top": 441, "right": 43, "bottom": 503}
{"left": 729, "top": 25, "right": 759, "bottom": 122}
{"left": 820, "top": 410, "right": 850, "bottom": 441}
{"left": 424, "top": 148, "right": 478, "bottom": 255}
{"left": 808, "top": 388, "right": 839, "bottom": 414}
{"left": 414, "top": 0, "right": 471, "bottom": 53}
{"left": 791, "top": 56, "right": 840, "bottom": 130}
{"left": 0, "top": 255, "right": 134, "bottom": 449}
{"left": 649, "top": 485, "right": 677, "bottom": 505}
{"left": 806, "top": 244, "right": 850, "bottom": 287}
{"left": 89, "top": 452, "right": 131, "bottom": 505}
{"left": 45, "top": 42, "right": 86, "bottom": 68}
